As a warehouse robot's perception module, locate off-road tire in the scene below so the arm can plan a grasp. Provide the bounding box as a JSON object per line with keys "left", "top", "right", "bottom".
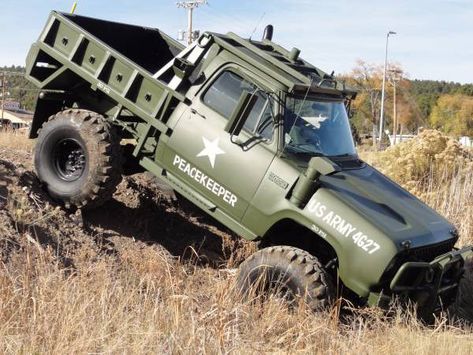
{"left": 236, "top": 246, "right": 335, "bottom": 311}
{"left": 449, "top": 257, "right": 473, "bottom": 324}
{"left": 34, "top": 109, "right": 122, "bottom": 209}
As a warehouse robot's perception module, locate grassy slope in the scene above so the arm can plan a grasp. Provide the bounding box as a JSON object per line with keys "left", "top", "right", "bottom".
{"left": 0, "top": 130, "right": 472, "bottom": 353}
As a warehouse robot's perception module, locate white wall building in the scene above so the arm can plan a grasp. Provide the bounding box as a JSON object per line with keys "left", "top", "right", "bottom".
{"left": 459, "top": 136, "right": 472, "bottom": 148}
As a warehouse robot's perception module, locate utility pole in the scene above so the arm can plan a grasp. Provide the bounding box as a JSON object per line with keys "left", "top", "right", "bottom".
{"left": 1, "top": 72, "right": 5, "bottom": 120}
{"left": 378, "top": 30, "right": 396, "bottom": 149}
{"left": 176, "top": 0, "right": 207, "bottom": 46}
{"left": 389, "top": 69, "right": 402, "bottom": 145}
{"left": 392, "top": 78, "right": 397, "bottom": 145}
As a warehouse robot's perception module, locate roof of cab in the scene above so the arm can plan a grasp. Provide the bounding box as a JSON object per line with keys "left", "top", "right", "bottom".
{"left": 208, "top": 31, "right": 357, "bottom": 98}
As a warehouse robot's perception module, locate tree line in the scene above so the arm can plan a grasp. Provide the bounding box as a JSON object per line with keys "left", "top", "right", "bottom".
{"left": 0, "top": 65, "right": 38, "bottom": 112}
{"left": 341, "top": 60, "right": 473, "bottom": 138}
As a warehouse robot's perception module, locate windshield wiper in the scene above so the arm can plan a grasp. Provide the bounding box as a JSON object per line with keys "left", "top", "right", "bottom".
{"left": 332, "top": 153, "right": 355, "bottom": 158}
{"left": 287, "top": 144, "right": 324, "bottom": 154}
{"left": 286, "top": 146, "right": 326, "bottom": 157}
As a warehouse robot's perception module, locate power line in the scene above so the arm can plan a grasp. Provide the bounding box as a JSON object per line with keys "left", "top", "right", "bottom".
{"left": 203, "top": 3, "right": 264, "bottom": 38}
{"left": 176, "top": 0, "right": 207, "bottom": 45}
{"left": 249, "top": 12, "right": 266, "bottom": 40}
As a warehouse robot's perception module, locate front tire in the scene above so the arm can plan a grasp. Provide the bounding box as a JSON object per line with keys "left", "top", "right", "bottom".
{"left": 236, "top": 246, "right": 335, "bottom": 311}
{"left": 449, "top": 257, "right": 473, "bottom": 323}
{"left": 34, "top": 109, "right": 122, "bottom": 209}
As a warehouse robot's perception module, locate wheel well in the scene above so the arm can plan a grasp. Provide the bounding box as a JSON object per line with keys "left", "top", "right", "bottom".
{"left": 260, "top": 219, "right": 338, "bottom": 267}
{"left": 30, "top": 84, "right": 120, "bottom": 138}
{"left": 29, "top": 97, "right": 65, "bottom": 138}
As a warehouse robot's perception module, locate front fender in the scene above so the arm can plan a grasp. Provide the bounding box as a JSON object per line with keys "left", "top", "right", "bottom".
{"left": 245, "top": 187, "right": 398, "bottom": 298}
{"left": 299, "top": 189, "right": 398, "bottom": 297}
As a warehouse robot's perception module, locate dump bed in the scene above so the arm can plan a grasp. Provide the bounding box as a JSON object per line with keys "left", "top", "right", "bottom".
{"left": 25, "top": 11, "right": 195, "bottom": 142}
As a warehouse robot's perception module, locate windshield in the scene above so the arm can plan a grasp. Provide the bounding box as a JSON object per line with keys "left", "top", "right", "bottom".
{"left": 283, "top": 96, "right": 356, "bottom": 158}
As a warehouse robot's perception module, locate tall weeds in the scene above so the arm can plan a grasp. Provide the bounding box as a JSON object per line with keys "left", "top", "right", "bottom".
{"left": 0, "top": 235, "right": 472, "bottom": 353}
{"left": 0, "top": 129, "right": 33, "bottom": 152}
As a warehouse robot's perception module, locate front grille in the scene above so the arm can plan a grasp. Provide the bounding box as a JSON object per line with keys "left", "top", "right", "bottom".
{"left": 377, "top": 238, "right": 457, "bottom": 290}
{"left": 408, "top": 239, "right": 457, "bottom": 262}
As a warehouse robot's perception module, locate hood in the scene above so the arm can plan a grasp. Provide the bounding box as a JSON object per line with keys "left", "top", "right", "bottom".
{"left": 318, "top": 163, "right": 457, "bottom": 249}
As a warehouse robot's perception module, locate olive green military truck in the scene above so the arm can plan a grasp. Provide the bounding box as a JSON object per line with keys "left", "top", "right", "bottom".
{"left": 25, "top": 11, "right": 472, "bottom": 320}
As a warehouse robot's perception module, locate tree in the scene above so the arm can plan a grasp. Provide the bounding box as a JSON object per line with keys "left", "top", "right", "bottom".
{"left": 342, "top": 60, "right": 416, "bottom": 141}
{"left": 341, "top": 60, "right": 383, "bottom": 141}
{"left": 430, "top": 94, "right": 473, "bottom": 137}
{"left": 408, "top": 80, "right": 473, "bottom": 123}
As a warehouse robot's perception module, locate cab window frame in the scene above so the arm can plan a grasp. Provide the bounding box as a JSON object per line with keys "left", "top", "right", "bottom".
{"left": 200, "top": 67, "right": 276, "bottom": 143}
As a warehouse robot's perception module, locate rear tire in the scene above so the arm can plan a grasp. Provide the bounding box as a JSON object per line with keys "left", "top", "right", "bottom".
{"left": 236, "top": 246, "right": 335, "bottom": 311}
{"left": 34, "top": 109, "right": 122, "bottom": 209}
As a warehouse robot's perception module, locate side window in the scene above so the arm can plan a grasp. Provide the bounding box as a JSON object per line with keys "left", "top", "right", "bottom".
{"left": 203, "top": 71, "right": 274, "bottom": 140}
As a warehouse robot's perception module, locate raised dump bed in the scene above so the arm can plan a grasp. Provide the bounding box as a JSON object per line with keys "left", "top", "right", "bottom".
{"left": 26, "top": 11, "right": 189, "bottom": 143}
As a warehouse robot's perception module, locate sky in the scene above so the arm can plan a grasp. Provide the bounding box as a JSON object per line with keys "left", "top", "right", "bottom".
{"left": 0, "top": 0, "right": 472, "bottom": 83}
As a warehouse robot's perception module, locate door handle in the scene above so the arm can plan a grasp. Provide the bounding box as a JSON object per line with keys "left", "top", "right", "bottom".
{"left": 190, "top": 108, "right": 206, "bottom": 119}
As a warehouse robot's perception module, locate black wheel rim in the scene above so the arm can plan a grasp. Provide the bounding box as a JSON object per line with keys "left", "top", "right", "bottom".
{"left": 53, "top": 138, "right": 86, "bottom": 181}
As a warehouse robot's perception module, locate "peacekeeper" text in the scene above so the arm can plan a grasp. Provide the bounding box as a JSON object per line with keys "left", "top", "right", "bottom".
{"left": 173, "top": 155, "right": 238, "bottom": 207}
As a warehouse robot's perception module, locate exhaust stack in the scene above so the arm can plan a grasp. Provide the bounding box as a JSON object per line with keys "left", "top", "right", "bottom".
{"left": 262, "top": 25, "right": 273, "bottom": 41}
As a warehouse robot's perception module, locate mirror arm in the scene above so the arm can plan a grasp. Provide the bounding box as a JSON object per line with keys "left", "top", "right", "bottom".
{"left": 225, "top": 91, "right": 258, "bottom": 138}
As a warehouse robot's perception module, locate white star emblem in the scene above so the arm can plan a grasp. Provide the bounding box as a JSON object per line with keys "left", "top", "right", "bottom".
{"left": 196, "top": 136, "right": 225, "bottom": 168}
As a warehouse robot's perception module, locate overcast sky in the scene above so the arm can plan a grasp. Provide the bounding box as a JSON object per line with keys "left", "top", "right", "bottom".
{"left": 1, "top": 0, "right": 472, "bottom": 83}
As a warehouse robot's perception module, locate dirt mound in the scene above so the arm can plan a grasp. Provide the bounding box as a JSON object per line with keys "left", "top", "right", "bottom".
{"left": 0, "top": 147, "right": 253, "bottom": 271}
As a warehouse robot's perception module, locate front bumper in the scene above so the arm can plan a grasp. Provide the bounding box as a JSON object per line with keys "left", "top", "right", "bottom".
{"left": 389, "top": 245, "right": 473, "bottom": 317}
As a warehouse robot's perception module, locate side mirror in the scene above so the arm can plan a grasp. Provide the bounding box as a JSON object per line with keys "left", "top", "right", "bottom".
{"left": 225, "top": 90, "right": 258, "bottom": 137}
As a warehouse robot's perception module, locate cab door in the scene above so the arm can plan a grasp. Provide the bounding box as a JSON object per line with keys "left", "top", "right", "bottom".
{"left": 163, "top": 69, "right": 277, "bottom": 220}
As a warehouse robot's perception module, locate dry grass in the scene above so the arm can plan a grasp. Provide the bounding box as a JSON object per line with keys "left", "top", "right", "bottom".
{"left": 360, "top": 129, "right": 473, "bottom": 246}
{"left": 0, "top": 129, "right": 33, "bottom": 152}
{"left": 0, "top": 240, "right": 472, "bottom": 354}
{"left": 0, "top": 129, "right": 473, "bottom": 353}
